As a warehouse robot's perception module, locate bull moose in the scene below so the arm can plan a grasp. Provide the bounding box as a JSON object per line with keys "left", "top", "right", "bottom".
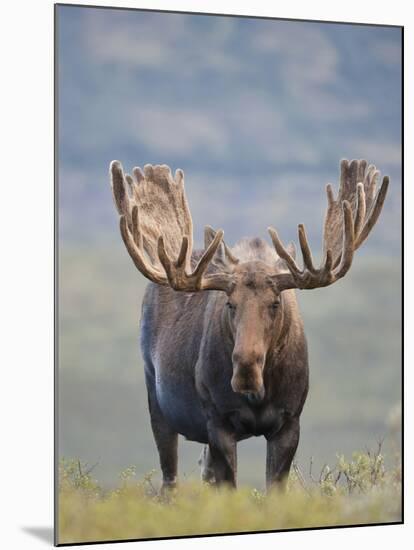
{"left": 110, "top": 159, "right": 388, "bottom": 490}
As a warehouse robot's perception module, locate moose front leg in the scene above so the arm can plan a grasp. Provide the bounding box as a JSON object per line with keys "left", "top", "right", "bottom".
{"left": 207, "top": 419, "right": 237, "bottom": 488}
{"left": 266, "top": 416, "right": 300, "bottom": 490}
{"left": 146, "top": 387, "right": 178, "bottom": 492}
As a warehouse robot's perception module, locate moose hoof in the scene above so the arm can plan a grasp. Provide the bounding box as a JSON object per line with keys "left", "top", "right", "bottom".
{"left": 161, "top": 480, "right": 177, "bottom": 496}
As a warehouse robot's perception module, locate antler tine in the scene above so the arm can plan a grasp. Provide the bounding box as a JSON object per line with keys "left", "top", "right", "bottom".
{"left": 268, "top": 228, "right": 302, "bottom": 275}
{"left": 204, "top": 225, "right": 239, "bottom": 266}
{"left": 326, "top": 183, "right": 335, "bottom": 206}
{"left": 298, "top": 224, "right": 316, "bottom": 273}
{"left": 157, "top": 236, "right": 173, "bottom": 281}
{"left": 120, "top": 216, "right": 167, "bottom": 285}
{"left": 354, "top": 176, "right": 389, "bottom": 249}
{"left": 333, "top": 201, "right": 355, "bottom": 280}
{"left": 331, "top": 183, "right": 365, "bottom": 270}
{"left": 175, "top": 236, "right": 189, "bottom": 268}
{"left": 110, "top": 160, "right": 130, "bottom": 217}
{"left": 193, "top": 230, "right": 224, "bottom": 279}
{"left": 268, "top": 158, "right": 389, "bottom": 292}
{"left": 354, "top": 183, "right": 366, "bottom": 239}
{"left": 131, "top": 205, "right": 142, "bottom": 248}
{"left": 321, "top": 249, "right": 333, "bottom": 276}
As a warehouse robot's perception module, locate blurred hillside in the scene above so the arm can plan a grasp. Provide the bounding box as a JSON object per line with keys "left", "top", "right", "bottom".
{"left": 58, "top": 245, "right": 401, "bottom": 488}
{"left": 57, "top": 6, "right": 401, "bottom": 253}
{"left": 57, "top": 6, "right": 402, "bottom": 487}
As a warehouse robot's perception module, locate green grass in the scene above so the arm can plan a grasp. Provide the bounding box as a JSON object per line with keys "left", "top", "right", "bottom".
{"left": 58, "top": 447, "right": 401, "bottom": 544}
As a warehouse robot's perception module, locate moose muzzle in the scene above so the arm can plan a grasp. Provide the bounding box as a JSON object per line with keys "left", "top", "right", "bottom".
{"left": 231, "top": 351, "right": 265, "bottom": 398}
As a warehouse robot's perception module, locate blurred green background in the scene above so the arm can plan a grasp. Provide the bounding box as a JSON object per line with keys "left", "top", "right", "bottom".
{"left": 57, "top": 6, "right": 402, "bottom": 489}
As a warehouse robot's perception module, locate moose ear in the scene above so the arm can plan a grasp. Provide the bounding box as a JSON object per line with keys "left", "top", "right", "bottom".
{"left": 204, "top": 226, "right": 239, "bottom": 269}
{"left": 204, "top": 225, "right": 219, "bottom": 250}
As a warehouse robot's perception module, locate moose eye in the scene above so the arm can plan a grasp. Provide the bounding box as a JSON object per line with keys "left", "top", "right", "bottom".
{"left": 270, "top": 301, "right": 280, "bottom": 310}
{"left": 226, "top": 301, "right": 236, "bottom": 311}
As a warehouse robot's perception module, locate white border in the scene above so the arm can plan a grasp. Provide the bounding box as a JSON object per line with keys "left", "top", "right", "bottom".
{"left": 0, "top": 1, "right": 409, "bottom": 549}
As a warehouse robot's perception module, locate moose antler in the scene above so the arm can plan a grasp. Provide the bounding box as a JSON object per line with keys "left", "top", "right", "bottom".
{"left": 268, "top": 159, "right": 389, "bottom": 291}
{"left": 110, "top": 161, "right": 233, "bottom": 292}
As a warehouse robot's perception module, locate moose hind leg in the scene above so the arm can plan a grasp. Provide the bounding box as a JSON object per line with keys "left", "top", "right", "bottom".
{"left": 147, "top": 389, "right": 178, "bottom": 491}
{"left": 198, "top": 444, "right": 215, "bottom": 483}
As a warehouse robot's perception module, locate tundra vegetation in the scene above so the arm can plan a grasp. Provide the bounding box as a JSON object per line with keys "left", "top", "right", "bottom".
{"left": 58, "top": 443, "right": 401, "bottom": 544}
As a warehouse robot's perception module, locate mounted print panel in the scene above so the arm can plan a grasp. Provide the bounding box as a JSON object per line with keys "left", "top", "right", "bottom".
{"left": 55, "top": 4, "right": 403, "bottom": 545}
